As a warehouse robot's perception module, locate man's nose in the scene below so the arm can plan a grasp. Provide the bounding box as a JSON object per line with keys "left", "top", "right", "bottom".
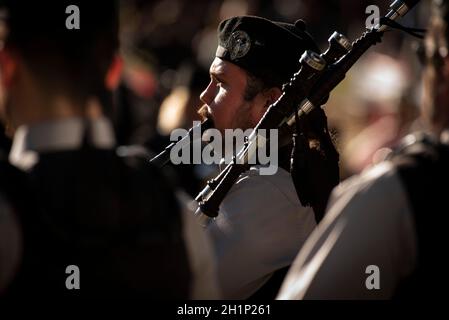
{"left": 200, "top": 81, "right": 214, "bottom": 105}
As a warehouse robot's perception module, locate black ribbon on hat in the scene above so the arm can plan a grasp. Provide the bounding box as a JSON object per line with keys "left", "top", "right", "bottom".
{"left": 293, "top": 19, "right": 321, "bottom": 54}
{"left": 290, "top": 106, "right": 340, "bottom": 223}
{"left": 379, "top": 17, "right": 426, "bottom": 39}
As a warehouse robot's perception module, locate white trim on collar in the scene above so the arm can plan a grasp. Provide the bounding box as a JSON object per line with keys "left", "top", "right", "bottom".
{"left": 9, "top": 117, "right": 116, "bottom": 171}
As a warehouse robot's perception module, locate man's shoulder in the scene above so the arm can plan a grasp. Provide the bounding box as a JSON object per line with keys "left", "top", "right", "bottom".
{"left": 335, "top": 131, "right": 447, "bottom": 203}
{"left": 32, "top": 146, "right": 182, "bottom": 222}
{"left": 328, "top": 161, "right": 410, "bottom": 225}
{"left": 217, "top": 165, "right": 315, "bottom": 230}
{"left": 337, "top": 161, "right": 398, "bottom": 194}
{"left": 387, "top": 132, "right": 443, "bottom": 166}
{"left": 231, "top": 165, "right": 301, "bottom": 207}
{"left": 114, "top": 145, "right": 182, "bottom": 216}
{"left": 35, "top": 145, "right": 165, "bottom": 181}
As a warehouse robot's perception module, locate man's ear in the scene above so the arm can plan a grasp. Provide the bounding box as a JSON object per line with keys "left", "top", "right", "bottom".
{"left": 0, "top": 50, "right": 17, "bottom": 89}
{"left": 264, "top": 86, "right": 282, "bottom": 107}
{"left": 253, "top": 86, "right": 283, "bottom": 124}
{"left": 105, "top": 54, "right": 123, "bottom": 91}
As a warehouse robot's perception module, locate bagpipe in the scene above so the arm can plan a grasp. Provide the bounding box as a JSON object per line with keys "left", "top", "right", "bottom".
{"left": 151, "top": 0, "right": 424, "bottom": 224}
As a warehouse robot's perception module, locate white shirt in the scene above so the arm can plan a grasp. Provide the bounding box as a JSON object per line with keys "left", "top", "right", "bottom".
{"left": 204, "top": 165, "right": 316, "bottom": 299}
{"left": 277, "top": 161, "right": 417, "bottom": 299}
{"left": 8, "top": 117, "right": 221, "bottom": 299}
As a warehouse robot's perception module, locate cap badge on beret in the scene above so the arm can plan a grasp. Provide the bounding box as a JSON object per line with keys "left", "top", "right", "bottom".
{"left": 227, "top": 30, "right": 251, "bottom": 60}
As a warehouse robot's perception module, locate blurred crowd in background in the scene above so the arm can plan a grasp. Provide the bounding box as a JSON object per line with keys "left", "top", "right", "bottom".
{"left": 0, "top": 0, "right": 431, "bottom": 195}
{"left": 118, "top": 0, "right": 430, "bottom": 188}
{"left": 0, "top": 0, "right": 444, "bottom": 301}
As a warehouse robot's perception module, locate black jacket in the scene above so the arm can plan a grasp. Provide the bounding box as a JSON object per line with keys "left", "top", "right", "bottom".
{"left": 6, "top": 146, "right": 191, "bottom": 298}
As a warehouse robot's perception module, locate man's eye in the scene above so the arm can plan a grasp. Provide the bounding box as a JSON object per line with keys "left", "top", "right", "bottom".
{"left": 217, "top": 80, "right": 227, "bottom": 87}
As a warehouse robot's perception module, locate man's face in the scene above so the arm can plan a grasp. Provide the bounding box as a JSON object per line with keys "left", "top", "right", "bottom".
{"left": 200, "top": 57, "right": 264, "bottom": 132}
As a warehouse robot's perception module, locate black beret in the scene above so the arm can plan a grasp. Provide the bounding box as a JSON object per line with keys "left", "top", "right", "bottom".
{"left": 216, "top": 16, "right": 320, "bottom": 88}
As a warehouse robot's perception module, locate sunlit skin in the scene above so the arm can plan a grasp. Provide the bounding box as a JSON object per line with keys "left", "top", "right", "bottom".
{"left": 200, "top": 57, "right": 281, "bottom": 133}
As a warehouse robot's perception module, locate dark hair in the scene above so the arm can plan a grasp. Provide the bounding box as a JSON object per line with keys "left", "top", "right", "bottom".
{"left": 243, "top": 72, "right": 269, "bottom": 101}
{"left": 0, "top": 1, "right": 119, "bottom": 105}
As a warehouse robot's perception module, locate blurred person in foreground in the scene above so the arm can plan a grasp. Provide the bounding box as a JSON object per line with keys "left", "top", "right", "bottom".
{"left": 0, "top": 0, "right": 219, "bottom": 298}
{"left": 278, "top": 0, "right": 449, "bottom": 299}
{"left": 196, "top": 16, "right": 339, "bottom": 299}
{"left": 339, "top": 53, "right": 418, "bottom": 176}
{"left": 0, "top": 9, "right": 23, "bottom": 292}
{"left": 326, "top": 51, "right": 419, "bottom": 179}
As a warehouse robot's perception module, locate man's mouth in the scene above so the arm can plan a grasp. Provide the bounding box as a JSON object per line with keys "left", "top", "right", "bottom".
{"left": 197, "top": 104, "right": 215, "bottom": 128}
